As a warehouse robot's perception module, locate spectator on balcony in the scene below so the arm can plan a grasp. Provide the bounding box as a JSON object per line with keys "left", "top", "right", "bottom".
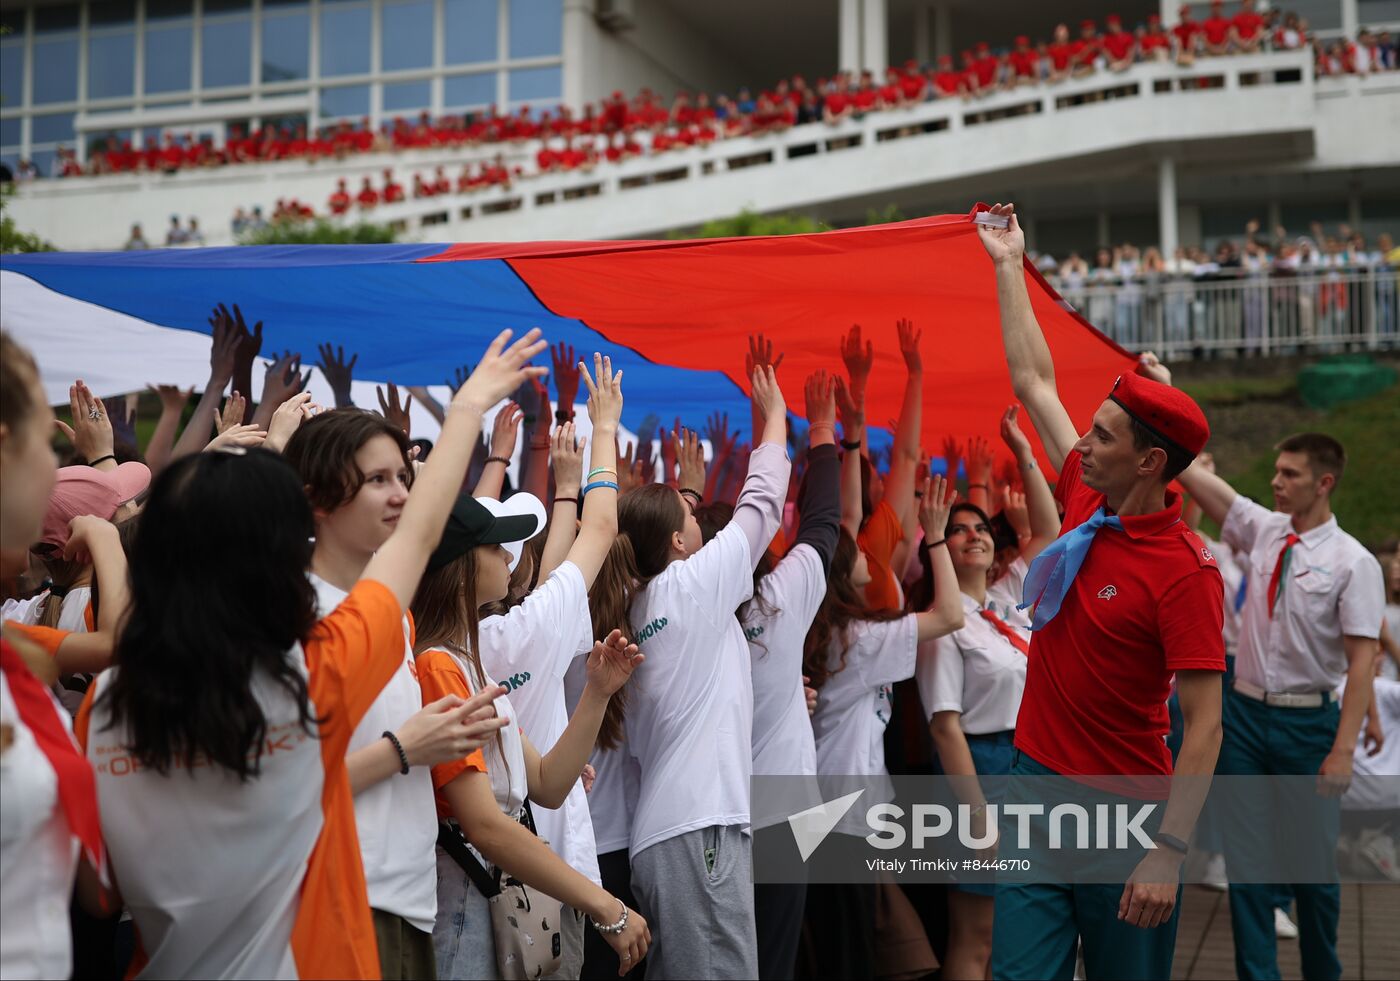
{"left": 164, "top": 215, "right": 188, "bottom": 246}
{"left": 852, "top": 72, "right": 880, "bottom": 114}
{"left": 378, "top": 170, "right": 401, "bottom": 203}
{"left": 1233, "top": 0, "right": 1267, "bottom": 53}
{"left": 328, "top": 180, "right": 352, "bottom": 216}
{"left": 823, "top": 75, "right": 854, "bottom": 124}
{"left": 413, "top": 173, "right": 435, "bottom": 199}
{"left": 1354, "top": 29, "right": 1381, "bottom": 74}
{"left": 929, "top": 55, "right": 962, "bottom": 97}
{"left": 1087, "top": 248, "right": 1116, "bottom": 329}
{"left": 1164, "top": 247, "right": 1197, "bottom": 345}
{"left": 1378, "top": 31, "right": 1397, "bottom": 70}
{"left": 431, "top": 166, "right": 452, "bottom": 196}
{"left": 1071, "top": 20, "right": 1101, "bottom": 77}
{"left": 1174, "top": 5, "right": 1203, "bottom": 65}
{"left": 1273, "top": 12, "right": 1307, "bottom": 50}
{"left": 958, "top": 50, "right": 983, "bottom": 96}
{"left": 1008, "top": 36, "right": 1040, "bottom": 85}
{"left": 1047, "top": 24, "right": 1075, "bottom": 82}
{"left": 123, "top": 224, "right": 150, "bottom": 251}
{"left": 972, "top": 42, "right": 1001, "bottom": 92}
{"left": 1114, "top": 244, "right": 1145, "bottom": 345}
{"left": 1103, "top": 15, "right": 1137, "bottom": 72}
{"left": 356, "top": 177, "right": 380, "bottom": 211}
{"left": 899, "top": 61, "right": 928, "bottom": 103}
{"left": 185, "top": 217, "right": 205, "bottom": 246}
{"left": 1140, "top": 14, "right": 1172, "bottom": 61}
{"left": 1202, "top": 0, "right": 1233, "bottom": 56}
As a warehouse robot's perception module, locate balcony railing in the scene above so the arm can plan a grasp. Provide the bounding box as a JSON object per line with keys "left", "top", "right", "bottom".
{"left": 1044, "top": 267, "right": 1400, "bottom": 357}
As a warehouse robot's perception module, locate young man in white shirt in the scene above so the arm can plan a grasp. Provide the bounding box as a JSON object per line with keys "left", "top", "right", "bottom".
{"left": 1175, "top": 429, "right": 1385, "bottom": 980}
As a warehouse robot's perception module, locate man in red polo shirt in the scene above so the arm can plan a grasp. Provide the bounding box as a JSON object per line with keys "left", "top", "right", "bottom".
{"left": 1009, "top": 36, "right": 1040, "bottom": 85}
{"left": 382, "top": 169, "right": 405, "bottom": 203}
{"left": 1232, "top": 0, "right": 1266, "bottom": 53}
{"left": 1202, "top": 0, "right": 1233, "bottom": 55}
{"left": 1046, "top": 24, "right": 1075, "bottom": 82}
{"left": 1140, "top": 14, "right": 1172, "bottom": 61}
{"left": 1072, "top": 19, "right": 1101, "bottom": 76}
{"left": 355, "top": 176, "right": 379, "bottom": 211}
{"left": 977, "top": 203, "right": 1225, "bottom": 980}
{"left": 973, "top": 42, "right": 1001, "bottom": 91}
{"left": 1173, "top": 4, "right": 1202, "bottom": 64}
{"left": 327, "top": 180, "right": 351, "bottom": 215}
{"left": 1103, "top": 15, "right": 1137, "bottom": 71}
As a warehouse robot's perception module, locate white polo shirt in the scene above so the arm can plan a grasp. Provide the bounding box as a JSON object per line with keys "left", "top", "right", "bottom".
{"left": 1340, "top": 676, "right": 1400, "bottom": 811}
{"left": 986, "top": 557, "right": 1028, "bottom": 621}
{"left": 479, "top": 562, "right": 599, "bottom": 885}
{"left": 745, "top": 543, "right": 824, "bottom": 830}
{"left": 916, "top": 592, "right": 1028, "bottom": 735}
{"left": 812, "top": 616, "right": 917, "bottom": 833}
{"left": 312, "top": 574, "right": 438, "bottom": 934}
{"left": 1222, "top": 497, "right": 1385, "bottom": 693}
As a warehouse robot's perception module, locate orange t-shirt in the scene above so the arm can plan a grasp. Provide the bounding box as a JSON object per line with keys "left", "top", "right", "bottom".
{"left": 414, "top": 648, "right": 489, "bottom": 819}
{"left": 858, "top": 499, "right": 904, "bottom": 612}
{"left": 3, "top": 621, "right": 70, "bottom": 658}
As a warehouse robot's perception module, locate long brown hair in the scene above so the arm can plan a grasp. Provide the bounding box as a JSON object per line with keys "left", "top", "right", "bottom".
{"left": 803, "top": 529, "right": 902, "bottom": 690}
{"left": 36, "top": 555, "right": 88, "bottom": 630}
{"left": 410, "top": 547, "right": 508, "bottom": 768}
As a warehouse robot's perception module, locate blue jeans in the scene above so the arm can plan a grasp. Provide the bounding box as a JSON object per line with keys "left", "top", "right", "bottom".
{"left": 433, "top": 845, "right": 499, "bottom": 981}
{"left": 991, "top": 752, "right": 1181, "bottom": 981}
{"left": 1217, "top": 690, "right": 1342, "bottom": 980}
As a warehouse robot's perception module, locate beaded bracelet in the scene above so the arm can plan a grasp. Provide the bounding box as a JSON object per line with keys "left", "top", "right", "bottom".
{"left": 486, "top": 455, "right": 511, "bottom": 466}
{"left": 679, "top": 487, "right": 703, "bottom": 504}
{"left": 582, "top": 480, "right": 619, "bottom": 495}
{"left": 587, "top": 466, "right": 618, "bottom": 480}
{"left": 381, "top": 731, "right": 410, "bottom": 775}
{"left": 591, "top": 900, "right": 629, "bottom": 936}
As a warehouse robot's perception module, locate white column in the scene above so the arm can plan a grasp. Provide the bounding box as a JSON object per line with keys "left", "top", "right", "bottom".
{"left": 914, "top": 4, "right": 929, "bottom": 65}
{"left": 1158, "top": 157, "right": 1179, "bottom": 258}
{"left": 933, "top": 2, "right": 951, "bottom": 60}
{"left": 1096, "top": 211, "right": 1111, "bottom": 249}
{"left": 561, "top": 0, "right": 589, "bottom": 108}
{"left": 1347, "top": 186, "right": 1362, "bottom": 229}
{"left": 1267, "top": 200, "right": 1282, "bottom": 236}
{"left": 839, "top": 0, "right": 860, "bottom": 72}
{"left": 1341, "top": 0, "right": 1359, "bottom": 40}
{"left": 1160, "top": 0, "right": 1178, "bottom": 29}
{"left": 862, "top": 0, "right": 887, "bottom": 75}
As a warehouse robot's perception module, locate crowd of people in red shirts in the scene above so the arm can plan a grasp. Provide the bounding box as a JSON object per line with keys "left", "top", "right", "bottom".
{"left": 32, "top": 0, "right": 1392, "bottom": 189}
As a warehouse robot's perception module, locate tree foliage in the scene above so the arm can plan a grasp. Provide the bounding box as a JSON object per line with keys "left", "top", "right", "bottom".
{"left": 0, "top": 183, "right": 56, "bottom": 254}
{"left": 238, "top": 218, "right": 398, "bottom": 246}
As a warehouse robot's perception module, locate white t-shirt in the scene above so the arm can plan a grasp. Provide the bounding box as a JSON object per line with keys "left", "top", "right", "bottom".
{"left": 745, "top": 543, "right": 824, "bottom": 830}
{"left": 479, "top": 562, "right": 600, "bottom": 885}
{"left": 451, "top": 656, "right": 529, "bottom": 820}
{"left": 564, "top": 657, "right": 638, "bottom": 855}
{"left": 312, "top": 574, "right": 437, "bottom": 933}
{"left": 812, "top": 616, "right": 918, "bottom": 832}
{"left": 624, "top": 521, "right": 758, "bottom": 857}
{"left": 1382, "top": 603, "right": 1400, "bottom": 682}
{"left": 0, "top": 672, "right": 81, "bottom": 981}
{"left": 2, "top": 586, "right": 91, "bottom": 632}
{"left": 1223, "top": 500, "right": 1385, "bottom": 692}
{"left": 1342, "top": 677, "right": 1400, "bottom": 811}
{"left": 916, "top": 592, "right": 1029, "bottom": 735}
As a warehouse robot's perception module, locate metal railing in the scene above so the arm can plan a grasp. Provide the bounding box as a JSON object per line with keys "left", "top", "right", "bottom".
{"left": 1046, "top": 268, "right": 1400, "bottom": 357}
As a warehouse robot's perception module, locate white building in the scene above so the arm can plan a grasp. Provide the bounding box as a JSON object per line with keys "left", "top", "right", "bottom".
{"left": 3, "top": 0, "right": 1399, "bottom": 254}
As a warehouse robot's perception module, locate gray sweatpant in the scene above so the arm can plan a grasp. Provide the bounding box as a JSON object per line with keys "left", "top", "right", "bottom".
{"left": 630, "top": 825, "right": 758, "bottom": 980}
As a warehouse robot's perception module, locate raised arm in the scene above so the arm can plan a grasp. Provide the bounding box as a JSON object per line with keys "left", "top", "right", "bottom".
{"left": 171, "top": 311, "right": 239, "bottom": 460}
{"left": 361, "top": 329, "right": 548, "bottom": 609}
{"left": 999, "top": 405, "right": 1061, "bottom": 563}
{"left": 315, "top": 342, "right": 358, "bottom": 409}
{"left": 50, "top": 516, "right": 129, "bottom": 674}
{"left": 975, "top": 203, "right": 1079, "bottom": 469}
{"left": 142, "top": 384, "right": 192, "bottom": 474}
{"left": 560, "top": 353, "right": 622, "bottom": 587}
{"left": 474, "top": 401, "right": 522, "bottom": 500}
{"left": 519, "top": 379, "right": 552, "bottom": 503}
{"left": 885, "top": 318, "right": 924, "bottom": 524}
{"left": 794, "top": 371, "right": 842, "bottom": 572}
{"left": 537, "top": 422, "right": 583, "bottom": 583}
{"left": 835, "top": 374, "right": 865, "bottom": 539}
{"left": 1175, "top": 452, "right": 1239, "bottom": 529}
{"left": 731, "top": 366, "right": 791, "bottom": 569}
{"left": 913, "top": 476, "right": 966, "bottom": 641}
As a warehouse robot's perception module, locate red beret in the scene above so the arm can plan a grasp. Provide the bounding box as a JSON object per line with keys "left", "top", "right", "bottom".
{"left": 1107, "top": 14, "right": 1122, "bottom": 24}
{"left": 976, "top": 41, "right": 990, "bottom": 52}
{"left": 1148, "top": 13, "right": 1161, "bottom": 23}
{"left": 1081, "top": 19, "right": 1096, "bottom": 30}
{"left": 1109, "top": 372, "right": 1210, "bottom": 457}
{"left": 1015, "top": 35, "right": 1030, "bottom": 45}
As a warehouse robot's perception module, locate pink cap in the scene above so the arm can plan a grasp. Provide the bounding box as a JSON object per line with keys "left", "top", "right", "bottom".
{"left": 38, "top": 463, "right": 150, "bottom": 551}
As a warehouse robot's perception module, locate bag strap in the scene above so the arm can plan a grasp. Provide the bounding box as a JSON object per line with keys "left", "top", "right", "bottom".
{"left": 437, "top": 822, "right": 502, "bottom": 898}
{"left": 519, "top": 798, "right": 539, "bottom": 837}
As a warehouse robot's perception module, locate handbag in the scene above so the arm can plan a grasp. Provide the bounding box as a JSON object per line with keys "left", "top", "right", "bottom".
{"left": 438, "top": 800, "right": 563, "bottom": 981}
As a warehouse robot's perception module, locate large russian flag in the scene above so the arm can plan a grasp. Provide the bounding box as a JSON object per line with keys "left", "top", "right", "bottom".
{"left": 0, "top": 211, "right": 1134, "bottom": 462}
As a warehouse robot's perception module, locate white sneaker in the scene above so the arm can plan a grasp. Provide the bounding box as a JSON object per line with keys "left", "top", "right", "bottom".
{"left": 1202, "top": 853, "right": 1228, "bottom": 892}
{"left": 1274, "top": 907, "right": 1299, "bottom": 939}
{"left": 1358, "top": 831, "right": 1400, "bottom": 882}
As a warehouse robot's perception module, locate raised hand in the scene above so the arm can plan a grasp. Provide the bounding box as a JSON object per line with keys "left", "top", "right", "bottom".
{"left": 489, "top": 401, "right": 524, "bottom": 459}
{"left": 57, "top": 381, "right": 115, "bottom": 464}
{"left": 551, "top": 341, "right": 581, "bottom": 412}
{"left": 617, "top": 438, "right": 646, "bottom": 495}
{"left": 966, "top": 434, "right": 995, "bottom": 485}
{"left": 446, "top": 363, "right": 473, "bottom": 396}
{"left": 376, "top": 381, "right": 413, "bottom": 437}
{"left": 205, "top": 423, "right": 267, "bottom": 452}
{"left": 263, "top": 351, "right": 311, "bottom": 408}
{"left": 206, "top": 305, "right": 243, "bottom": 388}
{"left": 918, "top": 473, "right": 958, "bottom": 541}
{"left": 454, "top": 328, "right": 549, "bottom": 413}
{"left": 1136, "top": 351, "right": 1173, "bottom": 386}
{"left": 804, "top": 369, "right": 836, "bottom": 431}
{"left": 998, "top": 404, "right": 1034, "bottom": 462}
{"left": 526, "top": 376, "right": 552, "bottom": 446}
{"left": 750, "top": 364, "right": 787, "bottom": 425}
{"left": 316, "top": 342, "right": 358, "bottom": 408}
{"left": 1000, "top": 484, "right": 1031, "bottom": 541}
{"left": 62, "top": 514, "right": 121, "bottom": 565}
{"left": 974, "top": 202, "right": 1025, "bottom": 265}
{"left": 217, "top": 392, "right": 248, "bottom": 435}
{"left": 148, "top": 383, "right": 193, "bottom": 415}
{"left": 896, "top": 317, "right": 922, "bottom": 373}
{"left": 676, "top": 427, "right": 705, "bottom": 493}
{"left": 580, "top": 352, "right": 624, "bottom": 434}
{"left": 109, "top": 396, "right": 138, "bottom": 451}
{"left": 551, "top": 422, "right": 585, "bottom": 496}
{"left": 584, "top": 628, "right": 645, "bottom": 698}
{"left": 658, "top": 419, "right": 680, "bottom": 485}
{"left": 746, "top": 332, "right": 785, "bottom": 377}
{"left": 393, "top": 689, "right": 510, "bottom": 769}
{"left": 266, "top": 392, "right": 318, "bottom": 453}
{"left": 840, "top": 324, "right": 874, "bottom": 394}
{"left": 941, "top": 436, "right": 963, "bottom": 483}
{"left": 705, "top": 411, "right": 736, "bottom": 460}
{"left": 833, "top": 375, "right": 864, "bottom": 433}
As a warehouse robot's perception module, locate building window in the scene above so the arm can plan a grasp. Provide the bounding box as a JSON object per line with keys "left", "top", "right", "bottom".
{"left": 89, "top": 1, "right": 137, "bottom": 27}
{"left": 88, "top": 32, "right": 137, "bottom": 100}
{"left": 382, "top": 0, "right": 435, "bottom": 72}
{"left": 444, "top": 0, "right": 498, "bottom": 64}
{"left": 508, "top": 65, "right": 560, "bottom": 105}
{"left": 33, "top": 4, "right": 80, "bottom": 34}
{"left": 320, "top": 83, "right": 371, "bottom": 119}
{"left": 201, "top": 17, "right": 253, "bottom": 89}
{"left": 34, "top": 38, "right": 80, "bottom": 105}
{"left": 508, "top": 0, "right": 562, "bottom": 59}
{"left": 383, "top": 79, "right": 432, "bottom": 112}
{"left": 0, "top": 117, "right": 21, "bottom": 147}
{"left": 319, "top": 2, "right": 373, "bottom": 77}
{"left": 144, "top": 25, "right": 194, "bottom": 94}
{"left": 261, "top": 7, "right": 311, "bottom": 83}
{"left": 32, "top": 112, "right": 76, "bottom": 145}
{"left": 443, "top": 71, "right": 494, "bottom": 109}
{"left": 0, "top": 40, "right": 24, "bottom": 109}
